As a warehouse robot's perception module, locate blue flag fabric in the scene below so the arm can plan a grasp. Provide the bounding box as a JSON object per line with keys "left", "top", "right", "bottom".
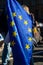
{"left": 6, "top": 0, "right": 33, "bottom": 65}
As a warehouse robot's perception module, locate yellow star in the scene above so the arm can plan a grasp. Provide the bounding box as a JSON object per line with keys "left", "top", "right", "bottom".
{"left": 28, "top": 28, "right": 32, "bottom": 32}
{"left": 18, "top": 15, "right": 22, "bottom": 20}
{"left": 24, "top": 20, "right": 28, "bottom": 25}
{"left": 25, "top": 44, "right": 30, "bottom": 49}
{"left": 10, "top": 21, "right": 15, "bottom": 26}
{"left": 12, "top": 31, "right": 17, "bottom": 37}
{"left": 10, "top": 41, "right": 15, "bottom": 46}
{"left": 33, "top": 27, "right": 38, "bottom": 33}
{"left": 28, "top": 37, "right": 32, "bottom": 41}
{"left": 12, "top": 12, "right": 16, "bottom": 17}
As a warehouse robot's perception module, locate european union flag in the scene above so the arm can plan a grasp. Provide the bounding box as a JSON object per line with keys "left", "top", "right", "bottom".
{"left": 6, "top": 0, "right": 33, "bottom": 65}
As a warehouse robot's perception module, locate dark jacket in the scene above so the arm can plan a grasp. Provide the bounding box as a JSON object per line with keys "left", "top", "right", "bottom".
{"left": 0, "top": 10, "right": 8, "bottom": 35}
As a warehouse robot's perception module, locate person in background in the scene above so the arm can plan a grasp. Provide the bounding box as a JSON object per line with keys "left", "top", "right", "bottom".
{"left": 2, "top": 32, "right": 11, "bottom": 65}
{"left": 34, "top": 21, "right": 42, "bottom": 43}
{"left": 0, "top": 10, "right": 12, "bottom": 65}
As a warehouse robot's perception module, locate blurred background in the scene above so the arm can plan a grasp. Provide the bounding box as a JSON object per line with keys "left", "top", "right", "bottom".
{"left": 0, "top": 0, "right": 43, "bottom": 22}
{"left": 0, "top": 0, "right": 43, "bottom": 36}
